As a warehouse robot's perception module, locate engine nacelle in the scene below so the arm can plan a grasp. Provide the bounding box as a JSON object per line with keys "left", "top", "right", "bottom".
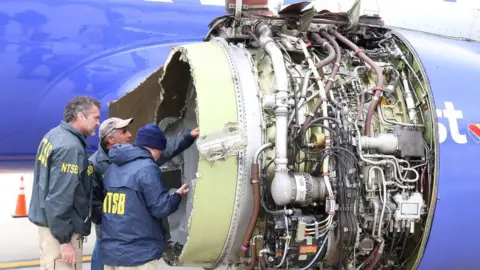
{"left": 109, "top": 5, "right": 438, "bottom": 270}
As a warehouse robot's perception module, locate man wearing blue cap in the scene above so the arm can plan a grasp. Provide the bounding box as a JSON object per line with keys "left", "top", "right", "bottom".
{"left": 89, "top": 117, "right": 198, "bottom": 270}
{"left": 99, "top": 123, "right": 191, "bottom": 270}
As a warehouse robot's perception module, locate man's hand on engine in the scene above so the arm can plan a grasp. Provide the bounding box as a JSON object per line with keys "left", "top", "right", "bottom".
{"left": 176, "top": 183, "right": 189, "bottom": 197}
{"left": 191, "top": 128, "right": 200, "bottom": 138}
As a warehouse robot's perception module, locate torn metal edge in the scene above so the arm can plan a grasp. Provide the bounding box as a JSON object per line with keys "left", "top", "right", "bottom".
{"left": 152, "top": 44, "right": 197, "bottom": 266}
{"left": 154, "top": 46, "right": 191, "bottom": 124}
{"left": 158, "top": 44, "right": 199, "bottom": 265}
{"left": 109, "top": 66, "right": 160, "bottom": 110}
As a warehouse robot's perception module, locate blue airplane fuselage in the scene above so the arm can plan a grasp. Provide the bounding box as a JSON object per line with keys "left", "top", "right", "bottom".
{"left": 0, "top": 0, "right": 479, "bottom": 269}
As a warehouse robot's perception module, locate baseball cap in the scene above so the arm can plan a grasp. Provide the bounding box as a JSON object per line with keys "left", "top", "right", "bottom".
{"left": 99, "top": 117, "right": 134, "bottom": 142}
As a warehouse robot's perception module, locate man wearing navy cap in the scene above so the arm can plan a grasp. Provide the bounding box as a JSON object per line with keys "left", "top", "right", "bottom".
{"left": 99, "top": 123, "right": 190, "bottom": 270}
{"left": 89, "top": 118, "right": 198, "bottom": 270}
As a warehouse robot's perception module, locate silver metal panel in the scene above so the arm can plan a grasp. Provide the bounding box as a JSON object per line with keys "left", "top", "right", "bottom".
{"left": 225, "top": 43, "right": 264, "bottom": 264}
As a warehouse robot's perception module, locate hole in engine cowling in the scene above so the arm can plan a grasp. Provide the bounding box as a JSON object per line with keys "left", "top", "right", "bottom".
{"left": 110, "top": 43, "right": 248, "bottom": 267}
{"left": 110, "top": 50, "right": 200, "bottom": 260}
{"left": 155, "top": 50, "right": 199, "bottom": 262}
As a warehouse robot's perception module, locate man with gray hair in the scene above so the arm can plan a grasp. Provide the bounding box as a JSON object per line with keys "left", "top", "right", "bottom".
{"left": 28, "top": 96, "right": 101, "bottom": 270}
{"left": 89, "top": 117, "right": 200, "bottom": 270}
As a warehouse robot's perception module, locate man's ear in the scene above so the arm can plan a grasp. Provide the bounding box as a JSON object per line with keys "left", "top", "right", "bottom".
{"left": 106, "top": 136, "right": 114, "bottom": 145}
{"left": 78, "top": 112, "right": 86, "bottom": 121}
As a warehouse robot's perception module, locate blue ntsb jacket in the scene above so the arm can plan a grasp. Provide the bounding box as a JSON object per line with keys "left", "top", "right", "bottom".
{"left": 99, "top": 143, "right": 182, "bottom": 266}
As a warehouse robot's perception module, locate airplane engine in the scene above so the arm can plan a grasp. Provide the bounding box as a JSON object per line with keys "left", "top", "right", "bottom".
{"left": 109, "top": 10, "right": 438, "bottom": 270}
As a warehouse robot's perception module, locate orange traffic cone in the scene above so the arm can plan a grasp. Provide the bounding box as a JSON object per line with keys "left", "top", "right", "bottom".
{"left": 12, "top": 176, "right": 28, "bottom": 218}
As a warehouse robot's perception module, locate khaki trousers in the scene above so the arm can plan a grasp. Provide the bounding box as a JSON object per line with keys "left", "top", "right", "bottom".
{"left": 105, "top": 260, "right": 158, "bottom": 270}
{"left": 38, "top": 226, "right": 84, "bottom": 270}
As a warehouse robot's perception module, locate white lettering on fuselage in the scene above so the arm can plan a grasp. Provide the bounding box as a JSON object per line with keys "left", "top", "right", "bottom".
{"left": 436, "top": 101, "right": 468, "bottom": 144}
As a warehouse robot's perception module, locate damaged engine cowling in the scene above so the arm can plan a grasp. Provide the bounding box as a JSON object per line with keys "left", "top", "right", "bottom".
{"left": 108, "top": 6, "right": 438, "bottom": 270}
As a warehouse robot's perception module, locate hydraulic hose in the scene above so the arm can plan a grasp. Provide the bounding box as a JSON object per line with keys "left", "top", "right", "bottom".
{"left": 308, "top": 32, "right": 335, "bottom": 69}
{"left": 302, "top": 29, "right": 341, "bottom": 132}
{"left": 363, "top": 244, "right": 379, "bottom": 267}
{"left": 318, "top": 29, "right": 342, "bottom": 106}
{"left": 365, "top": 242, "right": 384, "bottom": 270}
{"left": 329, "top": 28, "right": 384, "bottom": 136}
{"left": 246, "top": 241, "right": 257, "bottom": 270}
{"left": 241, "top": 163, "right": 261, "bottom": 269}
{"left": 365, "top": 253, "right": 381, "bottom": 270}
{"left": 259, "top": 250, "right": 268, "bottom": 270}
{"left": 241, "top": 143, "right": 273, "bottom": 268}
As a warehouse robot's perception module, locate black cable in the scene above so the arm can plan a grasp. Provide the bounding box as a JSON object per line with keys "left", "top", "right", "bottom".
{"left": 260, "top": 158, "right": 284, "bottom": 215}
{"left": 260, "top": 159, "right": 275, "bottom": 206}
{"left": 398, "top": 225, "right": 425, "bottom": 268}
{"left": 398, "top": 231, "right": 408, "bottom": 262}
{"left": 386, "top": 229, "right": 397, "bottom": 261}
{"left": 296, "top": 117, "right": 341, "bottom": 143}
{"left": 247, "top": 31, "right": 260, "bottom": 47}
{"left": 322, "top": 115, "right": 359, "bottom": 266}
{"left": 313, "top": 116, "right": 343, "bottom": 126}
{"left": 285, "top": 67, "right": 301, "bottom": 169}
{"left": 286, "top": 67, "right": 299, "bottom": 129}
{"left": 336, "top": 144, "right": 358, "bottom": 266}
{"left": 299, "top": 146, "right": 359, "bottom": 167}
{"left": 278, "top": 53, "right": 306, "bottom": 171}
{"left": 295, "top": 120, "right": 339, "bottom": 148}
{"left": 338, "top": 155, "right": 348, "bottom": 265}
